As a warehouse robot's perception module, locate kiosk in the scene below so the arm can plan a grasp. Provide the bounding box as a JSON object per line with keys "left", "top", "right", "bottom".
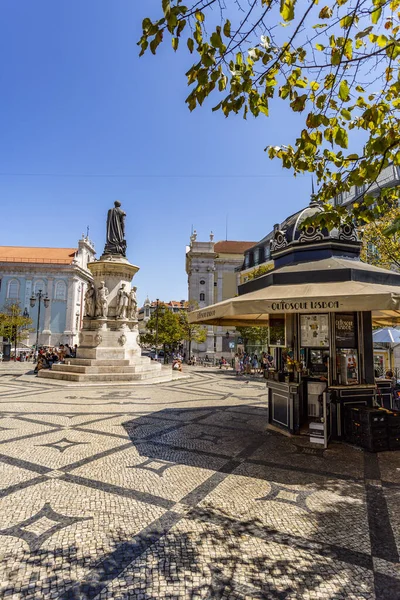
{"left": 188, "top": 200, "right": 400, "bottom": 444}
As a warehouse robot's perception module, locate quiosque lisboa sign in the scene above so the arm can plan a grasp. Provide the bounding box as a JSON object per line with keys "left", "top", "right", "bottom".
{"left": 195, "top": 301, "right": 342, "bottom": 320}
{"left": 270, "top": 300, "right": 340, "bottom": 311}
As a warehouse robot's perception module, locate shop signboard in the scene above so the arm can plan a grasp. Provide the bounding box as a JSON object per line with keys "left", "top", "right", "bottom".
{"left": 335, "top": 313, "right": 356, "bottom": 348}
{"left": 300, "top": 314, "right": 329, "bottom": 347}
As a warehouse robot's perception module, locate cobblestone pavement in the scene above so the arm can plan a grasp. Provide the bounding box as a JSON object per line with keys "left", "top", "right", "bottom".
{"left": 0, "top": 368, "right": 399, "bottom": 599}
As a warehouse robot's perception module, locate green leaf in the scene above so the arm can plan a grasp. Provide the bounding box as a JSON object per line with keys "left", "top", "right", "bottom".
{"left": 176, "top": 19, "right": 186, "bottom": 37}
{"left": 223, "top": 19, "right": 231, "bottom": 38}
{"left": 150, "top": 31, "right": 163, "bottom": 55}
{"left": 371, "top": 6, "right": 382, "bottom": 24}
{"left": 195, "top": 11, "right": 205, "bottom": 22}
{"left": 290, "top": 93, "right": 307, "bottom": 112}
{"left": 331, "top": 48, "right": 341, "bottom": 65}
{"left": 162, "top": 0, "right": 170, "bottom": 17}
{"left": 340, "top": 14, "right": 354, "bottom": 28}
{"left": 315, "top": 43, "right": 325, "bottom": 51}
{"left": 334, "top": 126, "right": 348, "bottom": 148}
{"left": 142, "top": 18, "right": 152, "bottom": 32}
{"left": 339, "top": 80, "right": 350, "bottom": 101}
{"left": 210, "top": 31, "right": 223, "bottom": 50}
{"left": 355, "top": 26, "right": 373, "bottom": 39}
{"left": 219, "top": 74, "right": 227, "bottom": 91}
{"left": 280, "top": 0, "right": 296, "bottom": 22}
{"left": 172, "top": 37, "right": 179, "bottom": 51}
{"left": 319, "top": 6, "right": 333, "bottom": 18}
{"left": 187, "top": 38, "right": 194, "bottom": 53}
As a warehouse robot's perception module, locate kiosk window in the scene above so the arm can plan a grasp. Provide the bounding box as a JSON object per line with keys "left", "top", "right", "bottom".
{"left": 300, "top": 314, "right": 329, "bottom": 347}
{"left": 269, "top": 316, "right": 285, "bottom": 347}
{"left": 336, "top": 349, "right": 359, "bottom": 385}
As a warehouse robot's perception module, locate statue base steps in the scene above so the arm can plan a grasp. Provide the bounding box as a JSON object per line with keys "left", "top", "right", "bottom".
{"left": 38, "top": 369, "right": 173, "bottom": 383}
{"left": 38, "top": 356, "right": 173, "bottom": 383}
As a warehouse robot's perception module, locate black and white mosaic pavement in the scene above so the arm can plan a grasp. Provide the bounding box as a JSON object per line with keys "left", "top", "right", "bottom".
{"left": 0, "top": 368, "right": 399, "bottom": 599}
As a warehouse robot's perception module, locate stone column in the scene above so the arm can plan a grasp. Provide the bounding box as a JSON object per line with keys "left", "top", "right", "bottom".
{"left": 63, "top": 277, "right": 76, "bottom": 343}
{"left": 71, "top": 279, "right": 81, "bottom": 344}
{"left": 42, "top": 277, "right": 53, "bottom": 345}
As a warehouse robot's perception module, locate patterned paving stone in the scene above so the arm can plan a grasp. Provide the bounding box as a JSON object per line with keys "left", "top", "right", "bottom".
{"left": 0, "top": 368, "right": 398, "bottom": 599}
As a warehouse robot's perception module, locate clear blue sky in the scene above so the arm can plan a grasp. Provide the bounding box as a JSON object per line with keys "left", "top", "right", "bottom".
{"left": 0, "top": 0, "right": 313, "bottom": 305}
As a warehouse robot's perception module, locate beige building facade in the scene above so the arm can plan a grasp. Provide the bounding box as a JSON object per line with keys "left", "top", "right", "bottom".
{"left": 186, "top": 232, "right": 255, "bottom": 356}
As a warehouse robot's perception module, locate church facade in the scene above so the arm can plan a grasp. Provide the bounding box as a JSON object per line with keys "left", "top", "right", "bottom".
{"left": 0, "top": 235, "right": 95, "bottom": 348}
{"left": 185, "top": 232, "right": 255, "bottom": 356}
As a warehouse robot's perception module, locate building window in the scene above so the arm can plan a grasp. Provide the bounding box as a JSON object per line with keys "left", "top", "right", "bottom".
{"left": 355, "top": 185, "right": 364, "bottom": 197}
{"left": 214, "top": 282, "right": 217, "bottom": 286}
{"left": 55, "top": 280, "right": 67, "bottom": 301}
{"left": 200, "top": 279, "right": 205, "bottom": 285}
{"left": 7, "top": 279, "right": 19, "bottom": 299}
{"left": 34, "top": 279, "right": 46, "bottom": 294}
{"left": 200, "top": 293, "right": 205, "bottom": 301}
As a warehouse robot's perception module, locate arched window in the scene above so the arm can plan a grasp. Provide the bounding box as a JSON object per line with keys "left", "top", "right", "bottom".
{"left": 200, "top": 293, "right": 205, "bottom": 302}
{"left": 55, "top": 280, "right": 67, "bottom": 301}
{"left": 7, "top": 279, "right": 20, "bottom": 299}
{"left": 34, "top": 279, "right": 46, "bottom": 295}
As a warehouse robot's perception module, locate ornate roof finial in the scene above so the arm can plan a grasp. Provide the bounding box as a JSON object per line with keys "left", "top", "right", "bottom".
{"left": 310, "top": 177, "right": 319, "bottom": 207}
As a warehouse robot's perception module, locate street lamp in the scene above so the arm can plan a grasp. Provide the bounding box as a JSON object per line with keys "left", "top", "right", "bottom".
{"left": 30, "top": 289, "right": 50, "bottom": 356}
{"left": 226, "top": 331, "right": 235, "bottom": 366}
{"left": 155, "top": 298, "right": 159, "bottom": 360}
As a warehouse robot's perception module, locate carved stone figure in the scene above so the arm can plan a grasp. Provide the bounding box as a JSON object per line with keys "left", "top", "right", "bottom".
{"left": 84, "top": 283, "right": 96, "bottom": 318}
{"left": 96, "top": 281, "right": 109, "bottom": 318}
{"left": 103, "top": 200, "right": 127, "bottom": 256}
{"left": 128, "top": 286, "right": 138, "bottom": 320}
{"left": 116, "top": 284, "right": 130, "bottom": 319}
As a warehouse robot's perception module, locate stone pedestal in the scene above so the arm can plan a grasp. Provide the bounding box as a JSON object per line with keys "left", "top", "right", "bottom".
{"left": 39, "top": 255, "right": 172, "bottom": 384}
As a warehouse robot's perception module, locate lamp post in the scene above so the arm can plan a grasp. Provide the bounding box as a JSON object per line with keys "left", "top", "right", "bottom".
{"left": 226, "top": 330, "right": 234, "bottom": 366}
{"left": 155, "top": 298, "right": 159, "bottom": 360}
{"left": 30, "top": 289, "right": 50, "bottom": 357}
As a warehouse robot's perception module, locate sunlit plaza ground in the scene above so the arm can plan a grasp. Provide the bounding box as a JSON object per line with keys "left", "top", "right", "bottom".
{"left": 0, "top": 365, "right": 399, "bottom": 599}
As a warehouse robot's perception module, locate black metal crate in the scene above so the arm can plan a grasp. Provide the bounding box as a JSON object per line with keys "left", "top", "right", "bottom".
{"left": 388, "top": 434, "right": 400, "bottom": 450}
{"left": 361, "top": 437, "right": 389, "bottom": 452}
{"left": 356, "top": 408, "right": 387, "bottom": 427}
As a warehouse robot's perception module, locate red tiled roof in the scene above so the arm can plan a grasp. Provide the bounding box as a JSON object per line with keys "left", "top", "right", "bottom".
{"left": 140, "top": 300, "right": 186, "bottom": 310}
{"left": 214, "top": 241, "right": 256, "bottom": 254}
{"left": 0, "top": 246, "right": 77, "bottom": 265}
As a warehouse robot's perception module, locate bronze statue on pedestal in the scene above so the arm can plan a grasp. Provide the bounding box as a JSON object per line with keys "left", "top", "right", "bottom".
{"left": 103, "top": 200, "right": 127, "bottom": 256}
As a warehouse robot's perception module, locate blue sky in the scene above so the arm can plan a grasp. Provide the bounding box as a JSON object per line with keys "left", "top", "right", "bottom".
{"left": 0, "top": 0, "right": 313, "bottom": 304}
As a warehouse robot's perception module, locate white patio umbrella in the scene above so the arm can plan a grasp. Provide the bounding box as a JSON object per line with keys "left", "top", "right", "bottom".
{"left": 373, "top": 328, "right": 400, "bottom": 344}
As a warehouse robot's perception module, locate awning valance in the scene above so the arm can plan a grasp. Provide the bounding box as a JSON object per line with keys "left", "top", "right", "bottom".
{"left": 188, "top": 281, "right": 400, "bottom": 327}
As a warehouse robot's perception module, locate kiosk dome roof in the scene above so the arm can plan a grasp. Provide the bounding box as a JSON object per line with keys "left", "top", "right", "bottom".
{"left": 283, "top": 199, "right": 324, "bottom": 242}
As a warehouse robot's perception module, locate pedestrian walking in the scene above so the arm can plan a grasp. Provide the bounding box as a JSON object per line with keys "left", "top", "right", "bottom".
{"left": 234, "top": 353, "right": 240, "bottom": 376}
